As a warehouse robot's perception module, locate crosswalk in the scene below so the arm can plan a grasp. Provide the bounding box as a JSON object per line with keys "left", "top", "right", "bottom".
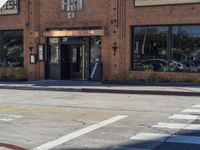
{"left": 113, "top": 104, "right": 200, "bottom": 150}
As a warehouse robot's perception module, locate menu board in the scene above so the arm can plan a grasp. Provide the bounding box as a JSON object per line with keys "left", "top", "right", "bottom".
{"left": 0, "top": 0, "right": 18, "bottom": 15}
{"left": 135, "top": 0, "right": 200, "bottom": 6}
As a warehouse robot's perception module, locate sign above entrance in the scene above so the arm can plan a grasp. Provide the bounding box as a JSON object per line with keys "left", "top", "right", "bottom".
{"left": 135, "top": 0, "right": 200, "bottom": 6}
{"left": 0, "top": 0, "right": 18, "bottom": 15}
{"left": 45, "top": 29, "right": 104, "bottom": 37}
{"left": 61, "top": 0, "right": 83, "bottom": 19}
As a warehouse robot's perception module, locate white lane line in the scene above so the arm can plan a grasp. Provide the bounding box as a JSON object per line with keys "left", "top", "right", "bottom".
{"left": 167, "top": 135, "right": 200, "bottom": 145}
{"left": 182, "top": 109, "right": 200, "bottom": 113}
{"left": 33, "top": 115, "right": 128, "bottom": 150}
{"left": 130, "top": 133, "right": 170, "bottom": 142}
{"left": 192, "top": 105, "right": 200, "bottom": 108}
{"left": 168, "top": 114, "right": 199, "bottom": 120}
{"left": 0, "top": 114, "right": 23, "bottom": 122}
{"left": 130, "top": 133, "right": 200, "bottom": 145}
{"left": 153, "top": 123, "right": 200, "bottom": 131}
{"left": 111, "top": 146, "right": 150, "bottom": 150}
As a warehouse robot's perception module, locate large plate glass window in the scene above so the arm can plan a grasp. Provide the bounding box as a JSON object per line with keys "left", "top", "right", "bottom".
{"left": 2, "top": 30, "right": 23, "bottom": 67}
{"left": 172, "top": 25, "right": 200, "bottom": 72}
{"left": 132, "top": 25, "right": 200, "bottom": 73}
{"left": 133, "top": 26, "right": 168, "bottom": 71}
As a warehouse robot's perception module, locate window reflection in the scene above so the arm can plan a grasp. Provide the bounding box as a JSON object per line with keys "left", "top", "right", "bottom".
{"left": 90, "top": 37, "right": 101, "bottom": 64}
{"left": 172, "top": 26, "right": 200, "bottom": 72}
{"left": 132, "top": 25, "right": 200, "bottom": 73}
{"left": 49, "top": 38, "right": 59, "bottom": 64}
{"left": 2, "top": 30, "right": 23, "bottom": 67}
{"left": 133, "top": 26, "right": 168, "bottom": 71}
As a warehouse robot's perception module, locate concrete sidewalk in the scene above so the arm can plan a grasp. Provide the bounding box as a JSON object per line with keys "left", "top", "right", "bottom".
{"left": 0, "top": 80, "right": 199, "bottom": 96}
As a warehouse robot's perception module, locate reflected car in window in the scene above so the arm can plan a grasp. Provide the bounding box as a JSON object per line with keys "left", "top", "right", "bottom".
{"left": 140, "top": 59, "right": 187, "bottom": 72}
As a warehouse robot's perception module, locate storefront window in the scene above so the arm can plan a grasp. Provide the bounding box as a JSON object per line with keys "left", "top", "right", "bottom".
{"left": 2, "top": 30, "right": 23, "bottom": 67}
{"left": 133, "top": 26, "right": 168, "bottom": 71}
{"left": 172, "top": 26, "right": 200, "bottom": 72}
{"left": 49, "top": 38, "right": 59, "bottom": 64}
{"left": 132, "top": 25, "right": 200, "bottom": 73}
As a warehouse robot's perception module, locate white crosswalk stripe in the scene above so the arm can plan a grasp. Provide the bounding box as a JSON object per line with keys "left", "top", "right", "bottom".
{"left": 129, "top": 105, "right": 200, "bottom": 150}
{"left": 130, "top": 133, "right": 200, "bottom": 145}
{"left": 182, "top": 109, "right": 200, "bottom": 113}
{"left": 153, "top": 122, "right": 200, "bottom": 130}
{"left": 130, "top": 133, "right": 170, "bottom": 141}
{"left": 153, "top": 123, "right": 187, "bottom": 129}
{"left": 168, "top": 114, "right": 199, "bottom": 120}
{"left": 192, "top": 105, "right": 200, "bottom": 108}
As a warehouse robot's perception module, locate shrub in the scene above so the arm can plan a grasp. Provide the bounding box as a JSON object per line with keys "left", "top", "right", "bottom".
{"left": 7, "top": 72, "right": 15, "bottom": 80}
{"left": 14, "top": 68, "right": 26, "bottom": 81}
{"left": 145, "top": 70, "right": 158, "bottom": 82}
{"left": 0, "top": 68, "right": 26, "bottom": 81}
{"left": 176, "top": 75, "right": 191, "bottom": 83}
{"left": 194, "top": 78, "right": 200, "bottom": 83}
{"left": 0, "top": 72, "right": 7, "bottom": 80}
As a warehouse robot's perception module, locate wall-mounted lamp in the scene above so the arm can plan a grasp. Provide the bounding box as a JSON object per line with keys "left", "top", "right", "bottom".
{"left": 112, "top": 42, "right": 118, "bottom": 56}
{"left": 29, "top": 46, "right": 33, "bottom": 53}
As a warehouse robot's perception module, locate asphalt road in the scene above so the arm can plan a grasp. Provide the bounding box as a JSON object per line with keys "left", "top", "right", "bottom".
{"left": 0, "top": 89, "right": 200, "bottom": 150}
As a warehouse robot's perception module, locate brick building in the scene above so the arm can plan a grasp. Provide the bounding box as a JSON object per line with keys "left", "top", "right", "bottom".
{"left": 1, "top": 0, "right": 200, "bottom": 81}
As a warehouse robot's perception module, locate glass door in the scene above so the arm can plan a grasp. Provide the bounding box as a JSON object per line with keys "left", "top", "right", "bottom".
{"left": 61, "top": 44, "right": 88, "bottom": 80}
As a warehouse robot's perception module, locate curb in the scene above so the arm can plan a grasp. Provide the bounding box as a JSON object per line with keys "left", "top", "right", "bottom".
{"left": 81, "top": 88, "right": 200, "bottom": 96}
{"left": 0, "top": 143, "right": 27, "bottom": 150}
{"left": 0, "top": 86, "right": 82, "bottom": 92}
{"left": 0, "top": 86, "right": 199, "bottom": 96}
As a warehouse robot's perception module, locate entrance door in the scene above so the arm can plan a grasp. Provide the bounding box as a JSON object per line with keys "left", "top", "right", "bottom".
{"left": 61, "top": 44, "right": 88, "bottom": 80}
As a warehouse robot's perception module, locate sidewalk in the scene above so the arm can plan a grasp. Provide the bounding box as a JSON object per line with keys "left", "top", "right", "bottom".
{"left": 0, "top": 80, "right": 199, "bottom": 96}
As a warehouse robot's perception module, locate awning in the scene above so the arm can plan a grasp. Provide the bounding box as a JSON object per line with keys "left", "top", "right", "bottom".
{"left": 45, "top": 29, "right": 104, "bottom": 37}
{"left": 0, "top": 0, "right": 8, "bottom": 8}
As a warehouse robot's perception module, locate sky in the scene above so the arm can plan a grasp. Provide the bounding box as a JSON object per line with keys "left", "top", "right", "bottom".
{"left": 0, "top": 0, "right": 7, "bottom": 8}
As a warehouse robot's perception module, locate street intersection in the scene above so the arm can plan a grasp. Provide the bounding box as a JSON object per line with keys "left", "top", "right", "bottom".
{"left": 0, "top": 89, "right": 200, "bottom": 150}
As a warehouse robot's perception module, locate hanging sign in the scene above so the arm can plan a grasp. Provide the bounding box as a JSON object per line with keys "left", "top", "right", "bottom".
{"left": 135, "top": 0, "right": 200, "bottom": 6}
{"left": 0, "top": 0, "right": 19, "bottom": 15}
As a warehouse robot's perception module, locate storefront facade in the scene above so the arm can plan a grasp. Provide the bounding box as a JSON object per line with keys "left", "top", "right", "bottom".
{"left": 1, "top": 0, "right": 200, "bottom": 81}
{"left": 128, "top": 0, "right": 200, "bottom": 81}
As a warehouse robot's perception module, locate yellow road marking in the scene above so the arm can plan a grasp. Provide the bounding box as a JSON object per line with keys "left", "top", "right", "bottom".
{"left": 0, "top": 106, "right": 114, "bottom": 117}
